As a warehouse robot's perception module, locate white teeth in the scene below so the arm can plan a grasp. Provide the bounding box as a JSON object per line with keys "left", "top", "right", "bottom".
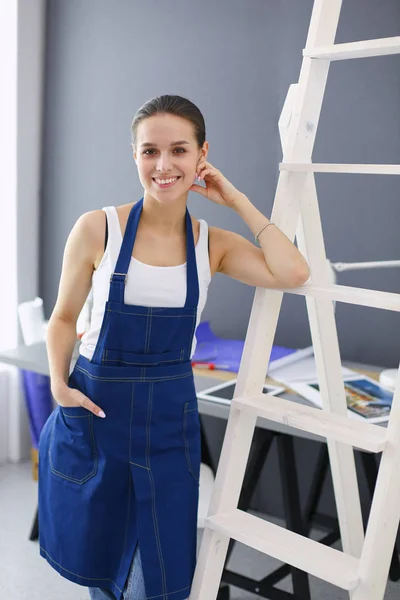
{"left": 154, "top": 177, "right": 178, "bottom": 184}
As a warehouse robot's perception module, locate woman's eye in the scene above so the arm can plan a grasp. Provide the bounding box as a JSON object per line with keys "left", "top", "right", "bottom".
{"left": 143, "top": 148, "right": 186, "bottom": 155}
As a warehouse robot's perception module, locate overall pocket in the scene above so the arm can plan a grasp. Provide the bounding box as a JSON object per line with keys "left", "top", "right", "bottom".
{"left": 182, "top": 399, "right": 201, "bottom": 485}
{"left": 101, "top": 348, "right": 183, "bottom": 366}
{"left": 49, "top": 405, "right": 97, "bottom": 484}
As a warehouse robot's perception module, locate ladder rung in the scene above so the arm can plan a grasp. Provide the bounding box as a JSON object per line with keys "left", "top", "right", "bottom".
{"left": 207, "top": 509, "right": 359, "bottom": 590}
{"left": 304, "top": 36, "right": 400, "bottom": 61}
{"left": 280, "top": 162, "right": 400, "bottom": 175}
{"left": 276, "top": 283, "right": 400, "bottom": 313}
{"left": 232, "top": 394, "right": 386, "bottom": 453}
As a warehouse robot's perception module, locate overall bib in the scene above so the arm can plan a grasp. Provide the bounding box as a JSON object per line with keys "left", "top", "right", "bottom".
{"left": 38, "top": 198, "right": 201, "bottom": 600}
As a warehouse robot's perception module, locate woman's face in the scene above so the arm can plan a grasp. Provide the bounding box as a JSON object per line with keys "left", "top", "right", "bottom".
{"left": 133, "top": 113, "right": 207, "bottom": 201}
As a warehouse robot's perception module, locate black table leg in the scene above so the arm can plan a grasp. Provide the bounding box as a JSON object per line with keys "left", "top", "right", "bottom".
{"left": 224, "top": 429, "right": 276, "bottom": 564}
{"left": 303, "top": 445, "right": 400, "bottom": 583}
{"left": 360, "top": 452, "right": 400, "bottom": 581}
{"left": 221, "top": 429, "right": 304, "bottom": 598}
{"left": 29, "top": 505, "right": 39, "bottom": 541}
{"left": 277, "top": 434, "right": 311, "bottom": 600}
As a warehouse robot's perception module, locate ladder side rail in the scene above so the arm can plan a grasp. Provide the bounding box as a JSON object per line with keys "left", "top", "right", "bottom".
{"left": 296, "top": 175, "right": 364, "bottom": 559}
{"left": 190, "top": 1, "right": 345, "bottom": 597}
{"left": 352, "top": 368, "right": 400, "bottom": 600}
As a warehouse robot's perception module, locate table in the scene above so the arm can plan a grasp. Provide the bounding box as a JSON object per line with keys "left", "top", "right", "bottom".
{"left": 0, "top": 342, "right": 398, "bottom": 600}
{"left": 0, "top": 340, "right": 380, "bottom": 443}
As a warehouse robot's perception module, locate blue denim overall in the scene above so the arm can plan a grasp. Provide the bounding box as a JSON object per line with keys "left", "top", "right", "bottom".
{"left": 38, "top": 198, "right": 201, "bottom": 600}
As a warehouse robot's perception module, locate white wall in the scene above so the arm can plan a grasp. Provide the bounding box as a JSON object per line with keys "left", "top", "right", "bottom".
{"left": 0, "top": 0, "right": 46, "bottom": 463}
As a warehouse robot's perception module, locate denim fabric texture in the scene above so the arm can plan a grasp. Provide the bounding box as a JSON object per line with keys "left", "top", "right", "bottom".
{"left": 39, "top": 199, "right": 200, "bottom": 600}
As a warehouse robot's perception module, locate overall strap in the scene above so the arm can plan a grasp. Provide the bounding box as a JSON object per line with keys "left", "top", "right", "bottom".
{"left": 108, "top": 198, "right": 143, "bottom": 303}
{"left": 107, "top": 198, "right": 199, "bottom": 308}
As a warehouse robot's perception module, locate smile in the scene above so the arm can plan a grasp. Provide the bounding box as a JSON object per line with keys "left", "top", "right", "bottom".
{"left": 152, "top": 177, "right": 181, "bottom": 188}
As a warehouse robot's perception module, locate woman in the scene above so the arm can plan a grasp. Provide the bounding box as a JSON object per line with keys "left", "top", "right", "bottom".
{"left": 38, "top": 95, "right": 310, "bottom": 600}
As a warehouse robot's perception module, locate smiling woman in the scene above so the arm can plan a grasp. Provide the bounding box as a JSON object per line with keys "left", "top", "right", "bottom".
{"left": 38, "top": 94, "right": 310, "bottom": 600}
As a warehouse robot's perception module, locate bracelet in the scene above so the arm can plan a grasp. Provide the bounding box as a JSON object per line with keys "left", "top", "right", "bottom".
{"left": 255, "top": 221, "right": 274, "bottom": 246}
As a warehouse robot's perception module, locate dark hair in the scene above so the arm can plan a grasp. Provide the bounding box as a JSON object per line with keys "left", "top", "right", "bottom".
{"left": 131, "top": 95, "right": 206, "bottom": 149}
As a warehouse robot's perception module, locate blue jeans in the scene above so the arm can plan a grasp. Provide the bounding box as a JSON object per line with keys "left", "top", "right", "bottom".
{"left": 88, "top": 544, "right": 189, "bottom": 600}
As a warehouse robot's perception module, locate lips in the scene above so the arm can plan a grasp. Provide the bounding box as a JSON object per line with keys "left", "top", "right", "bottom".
{"left": 152, "top": 176, "right": 181, "bottom": 188}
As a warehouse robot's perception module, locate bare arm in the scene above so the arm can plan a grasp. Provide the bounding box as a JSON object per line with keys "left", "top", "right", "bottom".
{"left": 210, "top": 195, "right": 310, "bottom": 288}
{"left": 47, "top": 210, "right": 107, "bottom": 417}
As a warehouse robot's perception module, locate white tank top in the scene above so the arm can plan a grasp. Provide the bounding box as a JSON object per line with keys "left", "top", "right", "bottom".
{"left": 79, "top": 206, "right": 212, "bottom": 361}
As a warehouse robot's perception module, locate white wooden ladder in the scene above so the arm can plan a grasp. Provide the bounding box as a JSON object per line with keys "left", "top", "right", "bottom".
{"left": 190, "top": 1, "right": 400, "bottom": 599}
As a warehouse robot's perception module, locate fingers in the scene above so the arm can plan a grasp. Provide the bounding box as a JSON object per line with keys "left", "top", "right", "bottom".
{"left": 62, "top": 387, "right": 106, "bottom": 418}
{"left": 197, "top": 159, "right": 218, "bottom": 182}
{"left": 81, "top": 395, "right": 106, "bottom": 418}
{"left": 190, "top": 183, "right": 207, "bottom": 196}
{"left": 196, "top": 158, "right": 208, "bottom": 180}
{"left": 199, "top": 169, "right": 212, "bottom": 179}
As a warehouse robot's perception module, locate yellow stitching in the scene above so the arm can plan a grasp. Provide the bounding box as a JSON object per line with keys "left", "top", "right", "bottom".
{"left": 49, "top": 412, "right": 97, "bottom": 484}
{"left": 93, "top": 308, "right": 110, "bottom": 363}
{"left": 39, "top": 547, "right": 123, "bottom": 592}
{"left": 145, "top": 308, "right": 151, "bottom": 354}
{"left": 103, "top": 358, "right": 181, "bottom": 366}
{"left": 147, "top": 308, "right": 153, "bottom": 353}
{"left": 182, "top": 403, "right": 199, "bottom": 484}
{"left": 107, "top": 310, "right": 195, "bottom": 318}
{"left": 144, "top": 308, "right": 151, "bottom": 354}
{"left": 75, "top": 365, "right": 192, "bottom": 383}
{"left": 148, "top": 467, "right": 168, "bottom": 597}
{"left": 129, "top": 461, "right": 149, "bottom": 470}
{"left": 146, "top": 584, "right": 190, "bottom": 599}
{"left": 146, "top": 383, "right": 168, "bottom": 596}
{"left": 188, "top": 312, "right": 198, "bottom": 351}
{"left": 129, "top": 384, "right": 134, "bottom": 463}
{"left": 115, "top": 466, "right": 131, "bottom": 589}
{"left": 61, "top": 413, "right": 90, "bottom": 418}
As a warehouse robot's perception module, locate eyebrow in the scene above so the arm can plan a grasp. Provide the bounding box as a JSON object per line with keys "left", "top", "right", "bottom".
{"left": 140, "top": 140, "right": 190, "bottom": 148}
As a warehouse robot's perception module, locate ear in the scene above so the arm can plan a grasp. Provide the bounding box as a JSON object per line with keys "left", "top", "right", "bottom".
{"left": 132, "top": 144, "right": 137, "bottom": 163}
{"left": 201, "top": 140, "right": 209, "bottom": 161}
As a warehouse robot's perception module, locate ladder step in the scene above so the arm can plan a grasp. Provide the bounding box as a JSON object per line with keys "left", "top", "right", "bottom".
{"left": 207, "top": 509, "right": 359, "bottom": 590}
{"left": 275, "top": 283, "right": 400, "bottom": 313}
{"left": 304, "top": 36, "right": 400, "bottom": 61}
{"left": 280, "top": 162, "right": 400, "bottom": 175}
{"left": 232, "top": 394, "right": 386, "bottom": 453}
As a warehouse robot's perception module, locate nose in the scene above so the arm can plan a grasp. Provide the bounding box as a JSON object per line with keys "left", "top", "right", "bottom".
{"left": 155, "top": 152, "right": 173, "bottom": 173}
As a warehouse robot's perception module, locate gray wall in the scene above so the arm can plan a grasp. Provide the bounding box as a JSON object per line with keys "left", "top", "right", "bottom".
{"left": 40, "top": 0, "right": 400, "bottom": 525}
{"left": 41, "top": 0, "right": 400, "bottom": 369}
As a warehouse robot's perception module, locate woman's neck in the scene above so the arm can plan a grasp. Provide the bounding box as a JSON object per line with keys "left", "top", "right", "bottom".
{"left": 140, "top": 192, "right": 188, "bottom": 236}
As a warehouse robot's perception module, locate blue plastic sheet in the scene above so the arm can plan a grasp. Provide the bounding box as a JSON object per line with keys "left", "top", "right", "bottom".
{"left": 21, "top": 370, "right": 54, "bottom": 449}
{"left": 192, "top": 321, "right": 298, "bottom": 372}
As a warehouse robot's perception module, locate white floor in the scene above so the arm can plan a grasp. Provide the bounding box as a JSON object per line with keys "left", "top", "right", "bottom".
{"left": 1, "top": 460, "right": 399, "bottom": 600}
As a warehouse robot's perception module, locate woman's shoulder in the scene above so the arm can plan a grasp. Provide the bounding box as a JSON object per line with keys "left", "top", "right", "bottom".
{"left": 73, "top": 209, "right": 106, "bottom": 242}
{"left": 81, "top": 203, "right": 133, "bottom": 236}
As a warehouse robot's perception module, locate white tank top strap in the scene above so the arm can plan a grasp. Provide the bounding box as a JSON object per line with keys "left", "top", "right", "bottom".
{"left": 80, "top": 206, "right": 211, "bottom": 361}
{"left": 101, "top": 206, "right": 123, "bottom": 267}
{"left": 100, "top": 205, "right": 210, "bottom": 281}
{"left": 197, "top": 219, "right": 211, "bottom": 282}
